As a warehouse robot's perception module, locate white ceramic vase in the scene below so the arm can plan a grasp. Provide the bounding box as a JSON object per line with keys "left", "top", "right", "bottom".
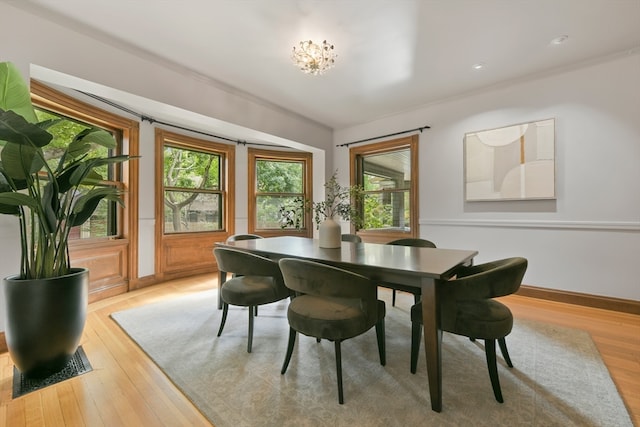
{"left": 318, "top": 218, "right": 341, "bottom": 248}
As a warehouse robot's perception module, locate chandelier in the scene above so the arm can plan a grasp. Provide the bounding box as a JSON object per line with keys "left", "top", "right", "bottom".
{"left": 291, "top": 40, "right": 336, "bottom": 76}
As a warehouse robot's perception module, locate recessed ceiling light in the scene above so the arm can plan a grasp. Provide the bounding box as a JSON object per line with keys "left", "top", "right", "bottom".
{"left": 550, "top": 35, "right": 569, "bottom": 45}
{"left": 472, "top": 63, "right": 485, "bottom": 70}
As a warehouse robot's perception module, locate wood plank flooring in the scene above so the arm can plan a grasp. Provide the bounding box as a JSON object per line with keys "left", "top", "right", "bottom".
{"left": 1, "top": 274, "right": 638, "bottom": 426}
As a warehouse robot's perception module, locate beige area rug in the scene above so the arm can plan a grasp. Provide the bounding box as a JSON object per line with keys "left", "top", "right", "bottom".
{"left": 111, "top": 289, "right": 632, "bottom": 427}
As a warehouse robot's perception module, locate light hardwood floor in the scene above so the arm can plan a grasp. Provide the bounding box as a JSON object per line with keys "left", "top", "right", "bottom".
{"left": 1, "top": 274, "right": 638, "bottom": 426}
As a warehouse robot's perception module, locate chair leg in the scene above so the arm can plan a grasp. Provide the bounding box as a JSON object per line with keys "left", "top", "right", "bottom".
{"left": 498, "top": 337, "right": 513, "bottom": 367}
{"left": 281, "top": 328, "right": 296, "bottom": 374}
{"left": 217, "top": 302, "right": 229, "bottom": 336}
{"left": 375, "top": 317, "right": 386, "bottom": 366}
{"left": 247, "top": 306, "right": 255, "bottom": 353}
{"left": 410, "top": 321, "right": 422, "bottom": 374}
{"left": 485, "top": 339, "right": 504, "bottom": 403}
{"left": 335, "top": 340, "right": 344, "bottom": 404}
{"left": 392, "top": 290, "right": 397, "bottom": 307}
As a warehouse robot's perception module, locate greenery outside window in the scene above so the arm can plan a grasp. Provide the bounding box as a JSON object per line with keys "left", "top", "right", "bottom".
{"left": 162, "top": 141, "right": 224, "bottom": 234}
{"left": 32, "top": 103, "right": 124, "bottom": 241}
{"left": 248, "top": 148, "right": 312, "bottom": 237}
{"left": 350, "top": 135, "right": 418, "bottom": 241}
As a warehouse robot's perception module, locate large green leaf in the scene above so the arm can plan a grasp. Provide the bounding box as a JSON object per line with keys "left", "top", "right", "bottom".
{"left": 0, "top": 139, "right": 46, "bottom": 179}
{"left": 69, "top": 187, "right": 123, "bottom": 227}
{"left": 0, "top": 192, "right": 39, "bottom": 209}
{"left": 0, "top": 62, "right": 38, "bottom": 123}
{"left": 41, "top": 181, "right": 59, "bottom": 233}
{"left": 67, "top": 127, "right": 117, "bottom": 158}
{"left": 0, "top": 109, "right": 52, "bottom": 147}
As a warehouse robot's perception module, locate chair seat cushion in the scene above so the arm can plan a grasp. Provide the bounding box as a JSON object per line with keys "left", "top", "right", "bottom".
{"left": 221, "top": 276, "right": 289, "bottom": 307}
{"left": 412, "top": 299, "right": 513, "bottom": 340}
{"left": 288, "top": 295, "right": 384, "bottom": 341}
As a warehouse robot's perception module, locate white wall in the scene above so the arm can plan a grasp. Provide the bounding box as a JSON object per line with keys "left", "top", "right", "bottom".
{"left": 335, "top": 53, "right": 640, "bottom": 301}
{"left": 0, "top": 3, "right": 331, "bottom": 331}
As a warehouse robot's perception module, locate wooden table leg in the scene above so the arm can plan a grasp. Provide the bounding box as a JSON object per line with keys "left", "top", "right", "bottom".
{"left": 422, "top": 277, "right": 442, "bottom": 412}
{"left": 217, "top": 271, "right": 227, "bottom": 309}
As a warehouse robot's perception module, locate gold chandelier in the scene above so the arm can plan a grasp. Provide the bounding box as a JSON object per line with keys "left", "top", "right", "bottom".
{"left": 291, "top": 40, "right": 336, "bottom": 76}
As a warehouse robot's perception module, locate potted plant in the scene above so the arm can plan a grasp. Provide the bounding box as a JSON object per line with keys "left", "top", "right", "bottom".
{"left": 279, "top": 171, "right": 363, "bottom": 248}
{"left": 0, "top": 62, "right": 133, "bottom": 378}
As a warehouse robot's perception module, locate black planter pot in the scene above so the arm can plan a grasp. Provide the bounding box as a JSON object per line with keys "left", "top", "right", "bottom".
{"left": 3, "top": 268, "right": 89, "bottom": 379}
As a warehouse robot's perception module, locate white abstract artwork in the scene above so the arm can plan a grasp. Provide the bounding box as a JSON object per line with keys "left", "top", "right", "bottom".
{"left": 464, "top": 119, "right": 556, "bottom": 201}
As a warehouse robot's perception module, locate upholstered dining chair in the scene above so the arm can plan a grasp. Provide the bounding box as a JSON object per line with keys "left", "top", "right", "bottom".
{"left": 410, "top": 257, "right": 528, "bottom": 403}
{"left": 278, "top": 258, "right": 386, "bottom": 404}
{"left": 341, "top": 233, "right": 362, "bottom": 243}
{"left": 217, "top": 233, "right": 264, "bottom": 309}
{"left": 213, "top": 247, "right": 291, "bottom": 353}
{"left": 386, "top": 238, "right": 437, "bottom": 306}
{"left": 225, "top": 233, "right": 263, "bottom": 243}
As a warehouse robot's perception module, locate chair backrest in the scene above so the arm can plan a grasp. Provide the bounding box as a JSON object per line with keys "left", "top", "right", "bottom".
{"left": 387, "top": 238, "right": 436, "bottom": 248}
{"left": 214, "top": 247, "right": 283, "bottom": 282}
{"left": 225, "top": 234, "right": 263, "bottom": 243}
{"left": 341, "top": 234, "right": 362, "bottom": 243}
{"left": 278, "top": 258, "right": 375, "bottom": 302}
{"left": 444, "top": 257, "right": 528, "bottom": 301}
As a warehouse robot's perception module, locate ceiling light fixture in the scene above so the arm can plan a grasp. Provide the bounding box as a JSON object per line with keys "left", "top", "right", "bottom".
{"left": 291, "top": 40, "right": 336, "bottom": 76}
{"left": 472, "top": 62, "right": 485, "bottom": 70}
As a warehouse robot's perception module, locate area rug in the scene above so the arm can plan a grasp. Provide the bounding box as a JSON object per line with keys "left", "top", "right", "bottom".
{"left": 111, "top": 289, "right": 632, "bottom": 427}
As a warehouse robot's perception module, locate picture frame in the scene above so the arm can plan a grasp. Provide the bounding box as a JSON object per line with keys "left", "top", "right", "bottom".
{"left": 464, "top": 118, "right": 556, "bottom": 201}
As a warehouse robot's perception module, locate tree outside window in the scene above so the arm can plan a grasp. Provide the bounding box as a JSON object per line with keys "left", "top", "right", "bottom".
{"left": 32, "top": 108, "right": 122, "bottom": 240}
{"left": 350, "top": 135, "right": 418, "bottom": 241}
{"left": 248, "top": 149, "right": 312, "bottom": 236}
{"left": 162, "top": 144, "right": 223, "bottom": 233}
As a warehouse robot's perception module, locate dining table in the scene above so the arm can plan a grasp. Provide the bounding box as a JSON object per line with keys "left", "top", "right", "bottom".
{"left": 215, "top": 236, "right": 478, "bottom": 412}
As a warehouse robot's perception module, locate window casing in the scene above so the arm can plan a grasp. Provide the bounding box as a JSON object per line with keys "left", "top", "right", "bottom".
{"left": 350, "top": 135, "right": 418, "bottom": 242}
{"left": 159, "top": 131, "right": 230, "bottom": 234}
{"left": 248, "top": 148, "right": 312, "bottom": 237}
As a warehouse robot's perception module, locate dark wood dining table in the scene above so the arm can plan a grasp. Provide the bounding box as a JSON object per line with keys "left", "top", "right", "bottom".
{"left": 215, "top": 236, "right": 477, "bottom": 412}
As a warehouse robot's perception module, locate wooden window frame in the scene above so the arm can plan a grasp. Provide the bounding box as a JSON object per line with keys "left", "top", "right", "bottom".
{"left": 247, "top": 148, "right": 312, "bottom": 238}
{"left": 349, "top": 135, "right": 419, "bottom": 243}
{"left": 30, "top": 79, "right": 140, "bottom": 297}
{"left": 155, "top": 129, "right": 235, "bottom": 281}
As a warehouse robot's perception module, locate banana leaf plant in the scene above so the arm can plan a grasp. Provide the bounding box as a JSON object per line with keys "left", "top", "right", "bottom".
{"left": 0, "top": 62, "right": 134, "bottom": 279}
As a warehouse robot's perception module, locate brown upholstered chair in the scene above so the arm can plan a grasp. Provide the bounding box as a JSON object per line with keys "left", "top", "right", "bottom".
{"left": 278, "top": 258, "right": 386, "bottom": 404}
{"left": 410, "top": 257, "right": 528, "bottom": 403}
{"left": 213, "top": 247, "right": 290, "bottom": 353}
{"left": 341, "top": 233, "right": 362, "bottom": 243}
{"left": 386, "top": 238, "right": 437, "bottom": 306}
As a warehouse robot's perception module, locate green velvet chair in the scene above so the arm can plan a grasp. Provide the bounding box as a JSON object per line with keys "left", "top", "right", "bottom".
{"left": 217, "top": 234, "right": 264, "bottom": 310}
{"left": 278, "top": 258, "right": 386, "bottom": 404}
{"left": 386, "top": 238, "right": 437, "bottom": 306}
{"left": 410, "top": 257, "right": 528, "bottom": 403}
{"left": 341, "top": 233, "right": 362, "bottom": 243}
{"left": 213, "top": 247, "right": 291, "bottom": 353}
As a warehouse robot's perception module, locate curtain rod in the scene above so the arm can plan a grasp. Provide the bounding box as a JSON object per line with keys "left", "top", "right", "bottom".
{"left": 76, "top": 90, "right": 280, "bottom": 148}
{"left": 336, "top": 125, "right": 431, "bottom": 147}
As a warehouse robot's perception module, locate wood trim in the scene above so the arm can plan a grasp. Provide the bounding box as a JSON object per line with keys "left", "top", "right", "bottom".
{"left": 0, "top": 332, "right": 6, "bottom": 354}
{"left": 517, "top": 284, "right": 640, "bottom": 315}
{"left": 30, "top": 80, "right": 140, "bottom": 301}
{"left": 349, "top": 134, "right": 419, "bottom": 238}
{"left": 154, "top": 129, "right": 235, "bottom": 281}
{"left": 247, "top": 148, "right": 313, "bottom": 237}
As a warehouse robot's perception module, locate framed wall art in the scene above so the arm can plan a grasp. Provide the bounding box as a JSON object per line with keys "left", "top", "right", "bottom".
{"left": 464, "top": 118, "right": 556, "bottom": 201}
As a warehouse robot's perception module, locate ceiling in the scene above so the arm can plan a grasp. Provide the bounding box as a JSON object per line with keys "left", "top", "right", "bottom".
{"left": 15, "top": 0, "right": 640, "bottom": 130}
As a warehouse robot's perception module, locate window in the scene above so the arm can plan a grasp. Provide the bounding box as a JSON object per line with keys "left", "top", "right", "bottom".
{"left": 30, "top": 81, "right": 131, "bottom": 242}
{"left": 29, "top": 79, "right": 139, "bottom": 297}
{"left": 158, "top": 130, "right": 231, "bottom": 234}
{"left": 350, "top": 135, "right": 418, "bottom": 241}
{"left": 248, "top": 148, "right": 312, "bottom": 237}
{"left": 33, "top": 108, "right": 121, "bottom": 239}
